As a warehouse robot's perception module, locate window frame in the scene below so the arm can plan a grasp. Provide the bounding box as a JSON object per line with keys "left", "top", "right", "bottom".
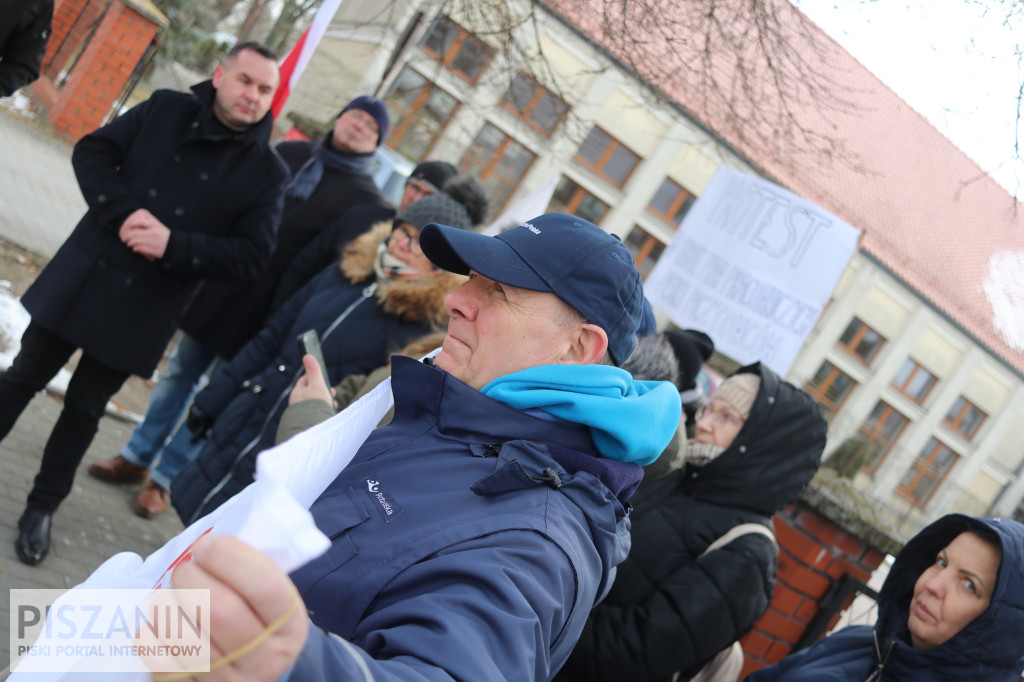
{"left": 897, "top": 437, "right": 959, "bottom": 508}
{"left": 574, "top": 126, "right": 641, "bottom": 188}
{"left": 500, "top": 72, "right": 569, "bottom": 138}
{"left": 837, "top": 318, "right": 885, "bottom": 365}
{"left": 624, "top": 225, "right": 667, "bottom": 280}
{"left": 383, "top": 65, "right": 459, "bottom": 162}
{"left": 419, "top": 17, "right": 494, "bottom": 84}
{"left": 804, "top": 361, "right": 858, "bottom": 420}
{"left": 858, "top": 401, "right": 910, "bottom": 473}
{"left": 943, "top": 396, "right": 987, "bottom": 440}
{"left": 547, "top": 176, "right": 610, "bottom": 225}
{"left": 458, "top": 122, "right": 537, "bottom": 219}
{"left": 891, "top": 358, "right": 938, "bottom": 404}
{"left": 647, "top": 177, "right": 695, "bottom": 227}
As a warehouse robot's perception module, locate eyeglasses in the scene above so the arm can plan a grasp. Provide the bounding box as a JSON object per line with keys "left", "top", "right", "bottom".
{"left": 696, "top": 404, "right": 745, "bottom": 429}
{"left": 392, "top": 223, "right": 423, "bottom": 255}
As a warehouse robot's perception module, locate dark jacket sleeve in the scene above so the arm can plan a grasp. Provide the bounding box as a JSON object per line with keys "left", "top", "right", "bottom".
{"left": 0, "top": 0, "right": 53, "bottom": 97}
{"left": 564, "top": 533, "right": 778, "bottom": 681}
{"left": 70, "top": 98, "right": 152, "bottom": 227}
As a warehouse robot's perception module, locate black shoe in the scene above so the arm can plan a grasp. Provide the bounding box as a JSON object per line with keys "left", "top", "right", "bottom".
{"left": 15, "top": 509, "right": 52, "bottom": 565}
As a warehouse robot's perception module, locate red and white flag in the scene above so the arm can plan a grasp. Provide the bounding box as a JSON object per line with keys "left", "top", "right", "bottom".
{"left": 271, "top": 0, "right": 344, "bottom": 119}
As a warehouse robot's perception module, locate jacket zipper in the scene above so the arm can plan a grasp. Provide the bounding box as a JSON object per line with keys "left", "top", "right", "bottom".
{"left": 188, "top": 283, "right": 378, "bottom": 524}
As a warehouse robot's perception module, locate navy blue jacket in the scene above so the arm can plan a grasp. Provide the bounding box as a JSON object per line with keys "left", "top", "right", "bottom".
{"left": 747, "top": 515, "right": 1024, "bottom": 681}
{"left": 171, "top": 226, "right": 458, "bottom": 524}
{"left": 20, "top": 81, "right": 286, "bottom": 376}
{"left": 285, "top": 355, "right": 640, "bottom": 681}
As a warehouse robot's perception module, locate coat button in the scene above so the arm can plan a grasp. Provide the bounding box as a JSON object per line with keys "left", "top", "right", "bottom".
{"left": 97, "top": 194, "right": 107, "bottom": 203}
{"left": 278, "top": 365, "right": 286, "bottom": 372}
{"left": 147, "top": 188, "right": 157, "bottom": 198}
{"left": 191, "top": 257, "right": 202, "bottom": 268}
{"left": 242, "top": 380, "right": 251, "bottom": 388}
{"left": 174, "top": 207, "right": 185, "bottom": 217}
{"left": 191, "top": 121, "right": 199, "bottom": 129}
{"left": 252, "top": 385, "right": 263, "bottom": 395}
{"left": 199, "top": 172, "right": 209, "bottom": 181}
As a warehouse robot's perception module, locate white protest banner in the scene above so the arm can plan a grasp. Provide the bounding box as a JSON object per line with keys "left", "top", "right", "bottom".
{"left": 10, "top": 377, "right": 396, "bottom": 680}
{"left": 645, "top": 166, "right": 860, "bottom": 376}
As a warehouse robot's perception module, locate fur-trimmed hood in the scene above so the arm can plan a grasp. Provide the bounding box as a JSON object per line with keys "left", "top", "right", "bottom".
{"left": 340, "top": 221, "right": 463, "bottom": 326}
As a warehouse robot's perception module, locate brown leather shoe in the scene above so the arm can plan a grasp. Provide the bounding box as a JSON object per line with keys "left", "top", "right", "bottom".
{"left": 88, "top": 456, "right": 148, "bottom": 483}
{"left": 134, "top": 481, "right": 168, "bottom": 518}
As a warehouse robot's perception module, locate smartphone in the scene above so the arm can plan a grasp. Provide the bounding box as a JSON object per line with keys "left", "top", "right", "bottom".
{"left": 297, "top": 329, "right": 332, "bottom": 388}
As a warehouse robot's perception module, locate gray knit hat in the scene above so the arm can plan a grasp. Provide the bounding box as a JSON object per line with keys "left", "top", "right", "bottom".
{"left": 397, "top": 192, "right": 473, "bottom": 231}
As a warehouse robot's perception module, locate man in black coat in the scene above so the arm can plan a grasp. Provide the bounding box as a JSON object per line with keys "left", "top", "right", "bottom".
{"left": 0, "top": 0, "right": 53, "bottom": 97}
{"left": 0, "top": 42, "right": 288, "bottom": 565}
{"left": 87, "top": 97, "right": 415, "bottom": 520}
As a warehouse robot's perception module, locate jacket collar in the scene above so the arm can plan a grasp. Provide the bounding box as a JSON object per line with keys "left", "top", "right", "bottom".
{"left": 189, "top": 79, "right": 275, "bottom": 146}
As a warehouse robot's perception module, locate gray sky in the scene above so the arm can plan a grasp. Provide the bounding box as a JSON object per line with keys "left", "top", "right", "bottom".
{"left": 796, "top": 0, "right": 1023, "bottom": 195}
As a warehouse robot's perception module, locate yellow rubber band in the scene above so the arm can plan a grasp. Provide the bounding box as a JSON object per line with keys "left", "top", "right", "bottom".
{"left": 151, "top": 597, "right": 302, "bottom": 681}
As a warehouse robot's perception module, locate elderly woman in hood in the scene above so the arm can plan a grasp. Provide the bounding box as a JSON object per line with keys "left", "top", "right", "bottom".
{"left": 170, "top": 177, "right": 487, "bottom": 525}
{"left": 747, "top": 514, "right": 1024, "bottom": 682}
{"left": 556, "top": 363, "right": 827, "bottom": 682}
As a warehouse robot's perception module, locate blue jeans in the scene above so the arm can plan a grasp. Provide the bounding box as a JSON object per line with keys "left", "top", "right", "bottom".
{"left": 120, "top": 332, "right": 222, "bottom": 490}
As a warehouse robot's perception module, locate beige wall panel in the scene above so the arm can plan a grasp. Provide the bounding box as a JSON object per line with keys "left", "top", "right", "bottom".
{"left": 666, "top": 146, "right": 718, "bottom": 195}
{"left": 594, "top": 90, "right": 666, "bottom": 158}
{"left": 909, "top": 328, "right": 962, "bottom": 378}
{"left": 960, "top": 368, "right": 1011, "bottom": 415}
{"left": 854, "top": 287, "right": 911, "bottom": 340}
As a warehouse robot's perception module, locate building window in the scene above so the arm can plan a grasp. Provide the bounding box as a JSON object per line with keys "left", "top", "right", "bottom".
{"left": 891, "top": 358, "right": 937, "bottom": 404}
{"left": 944, "top": 396, "right": 986, "bottom": 440}
{"left": 419, "top": 17, "right": 494, "bottom": 83}
{"left": 547, "top": 176, "right": 609, "bottom": 225}
{"left": 858, "top": 401, "right": 910, "bottom": 472}
{"left": 575, "top": 126, "right": 640, "bottom": 187}
{"left": 459, "top": 123, "right": 536, "bottom": 219}
{"left": 624, "top": 226, "right": 665, "bottom": 279}
{"left": 501, "top": 72, "right": 568, "bottom": 137}
{"left": 384, "top": 66, "right": 458, "bottom": 162}
{"left": 897, "top": 438, "right": 958, "bottom": 507}
{"left": 804, "top": 361, "right": 857, "bottom": 420}
{"left": 647, "top": 178, "right": 695, "bottom": 227}
{"left": 838, "top": 318, "right": 885, "bottom": 364}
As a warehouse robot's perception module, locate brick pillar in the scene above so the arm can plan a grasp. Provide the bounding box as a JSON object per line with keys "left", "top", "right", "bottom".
{"left": 738, "top": 481, "right": 903, "bottom": 679}
{"left": 32, "top": 0, "right": 166, "bottom": 142}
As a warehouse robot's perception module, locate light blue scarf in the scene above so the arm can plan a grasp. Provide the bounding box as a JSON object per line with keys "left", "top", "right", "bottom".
{"left": 481, "top": 364, "right": 681, "bottom": 465}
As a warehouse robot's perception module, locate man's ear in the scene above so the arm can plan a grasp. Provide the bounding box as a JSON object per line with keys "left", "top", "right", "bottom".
{"left": 560, "top": 323, "right": 609, "bottom": 366}
{"left": 211, "top": 64, "right": 224, "bottom": 89}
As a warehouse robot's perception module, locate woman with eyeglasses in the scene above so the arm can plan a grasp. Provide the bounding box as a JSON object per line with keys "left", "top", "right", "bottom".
{"left": 170, "top": 177, "right": 487, "bottom": 525}
{"left": 556, "top": 364, "right": 827, "bottom": 682}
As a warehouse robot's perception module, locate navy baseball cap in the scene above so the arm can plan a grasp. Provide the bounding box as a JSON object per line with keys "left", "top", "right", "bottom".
{"left": 419, "top": 213, "right": 644, "bottom": 366}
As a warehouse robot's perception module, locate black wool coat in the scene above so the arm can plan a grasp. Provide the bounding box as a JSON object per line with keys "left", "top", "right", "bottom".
{"left": 177, "top": 138, "right": 386, "bottom": 359}
{"left": 556, "top": 363, "right": 827, "bottom": 682}
{"left": 20, "top": 81, "right": 286, "bottom": 376}
{"left": 0, "top": 0, "right": 53, "bottom": 96}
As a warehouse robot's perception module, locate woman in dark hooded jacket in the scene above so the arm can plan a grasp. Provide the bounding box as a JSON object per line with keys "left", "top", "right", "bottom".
{"left": 747, "top": 514, "right": 1024, "bottom": 681}
{"left": 170, "top": 178, "right": 486, "bottom": 525}
{"left": 556, "top": 362, "right": 827, "bottom": 682}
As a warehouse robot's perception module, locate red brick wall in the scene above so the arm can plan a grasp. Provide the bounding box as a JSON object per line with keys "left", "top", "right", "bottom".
{"left": 33, "top": 0, "right": 161, "bottom": 142}
{"left": 738, "top": 502, "right": 887, "bottom": 679}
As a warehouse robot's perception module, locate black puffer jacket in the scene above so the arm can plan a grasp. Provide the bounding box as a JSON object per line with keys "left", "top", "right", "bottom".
{"left": 557, "top": 363, "right": 827, "bottom": 682}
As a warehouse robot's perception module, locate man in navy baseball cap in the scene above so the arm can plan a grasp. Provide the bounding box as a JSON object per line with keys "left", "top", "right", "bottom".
{"left": 419, "top": 212, "right": 645, "bottom": 370}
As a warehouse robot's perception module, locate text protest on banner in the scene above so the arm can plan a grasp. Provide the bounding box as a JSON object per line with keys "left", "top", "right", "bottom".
{"left": 645, "top": 166, "right": 860, "bottom": 376}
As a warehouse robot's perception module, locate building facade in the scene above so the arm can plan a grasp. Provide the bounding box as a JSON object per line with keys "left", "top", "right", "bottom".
{"left": 282, "top": 0, "right": 1024, "bottom": 539}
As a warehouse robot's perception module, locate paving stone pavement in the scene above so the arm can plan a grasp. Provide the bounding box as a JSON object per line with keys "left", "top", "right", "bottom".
{"left": 0, "top": 392, "right": 186, "bottom": 666}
